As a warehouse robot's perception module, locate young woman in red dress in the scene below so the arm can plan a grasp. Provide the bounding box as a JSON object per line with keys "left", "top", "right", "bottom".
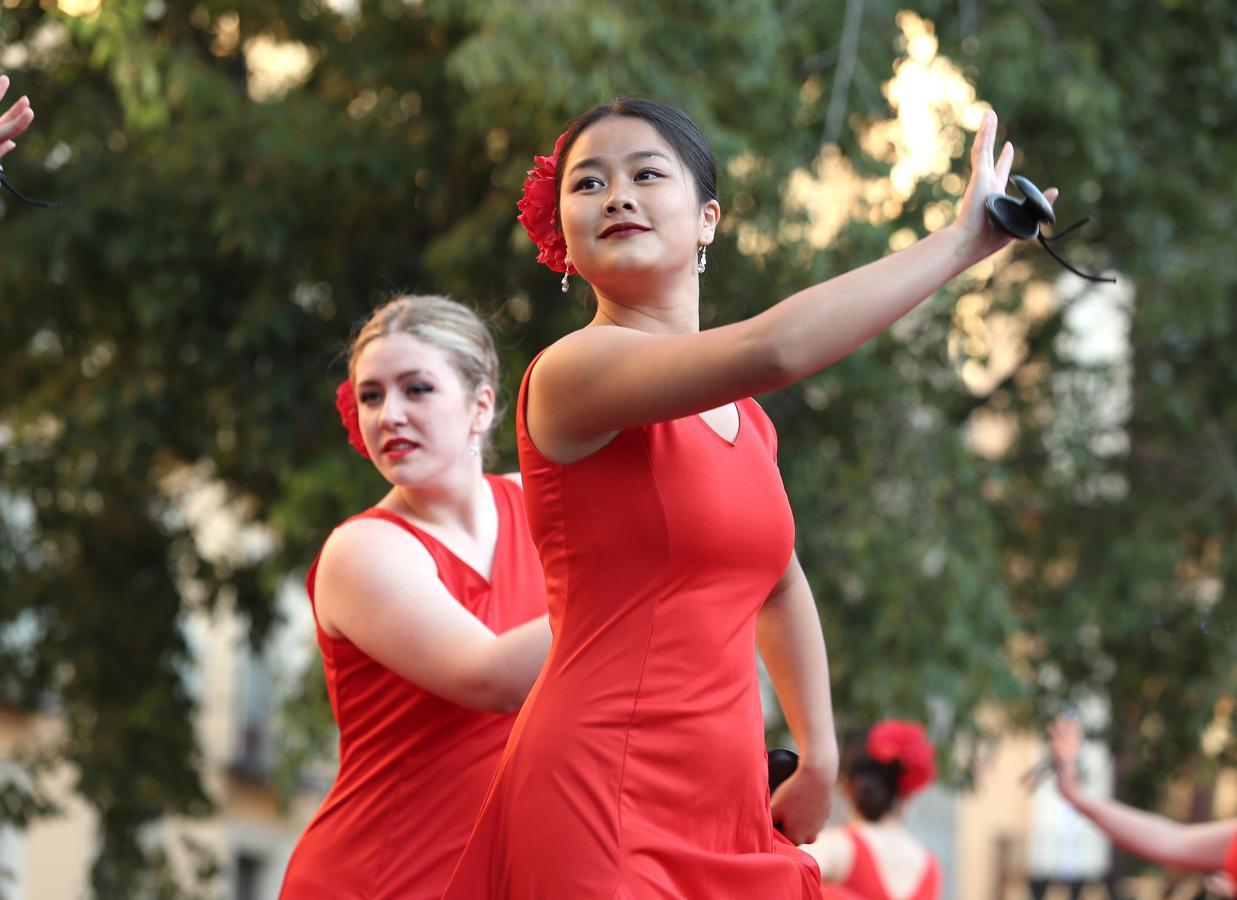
{"left": 443, "top": 98, "right": 1051, "bottom": 900}
{"left": 279, "top": 295, "right": 552, "bottom": 899}
{"left": 804, "top": 721, "right": 941, "bottom": 900}
{"left": 1049, "top": 716, "right": 1237, "bottom": 893}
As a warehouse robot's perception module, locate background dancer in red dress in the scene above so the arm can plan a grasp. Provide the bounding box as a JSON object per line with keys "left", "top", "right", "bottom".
{"left": 444, "top": 97, "right": 1050, "bottom": 900}
{"left": 1049, "top": 715, "right": 1237, "bottom": 892}
{"left": 805, "top": 721, "right": 941, "bottom": 900}
{"left": 280, "top": 295, "right": 551, "bottom": 899}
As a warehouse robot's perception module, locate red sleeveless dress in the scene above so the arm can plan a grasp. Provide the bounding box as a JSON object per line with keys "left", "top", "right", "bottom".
{"left": 279, "top": 475, "right": 546, "bottom": 899}
{"left": 1224, "top": 827, "right": 1237, "bottom": 878}
{"left": 442, "top": 359, "right": 821, "bottom": 899}
{"left": 820, "top": 827, "right": 940, "bottom": 900}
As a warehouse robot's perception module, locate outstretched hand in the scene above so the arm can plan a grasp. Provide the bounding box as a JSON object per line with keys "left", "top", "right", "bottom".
{"left": 953, "top": 109, "right": 1059, "bottom": 264}
{"left": 1048, "top": 714, "right": 1084, "bottom": 800}
{"left": 0, "top": 75, "right": 35, "bottom": 161}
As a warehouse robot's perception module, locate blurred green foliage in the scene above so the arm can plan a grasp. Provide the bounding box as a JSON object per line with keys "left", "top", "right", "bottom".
{"left": 0, "top": 0, "right": 1233, "bottom": 892}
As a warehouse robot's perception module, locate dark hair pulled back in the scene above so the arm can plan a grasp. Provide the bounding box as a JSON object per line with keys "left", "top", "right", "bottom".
{"left": 841, "top": 730, "right": 902, "bottom": 821}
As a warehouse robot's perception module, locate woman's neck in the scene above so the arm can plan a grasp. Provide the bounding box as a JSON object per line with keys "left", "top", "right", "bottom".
{"left": 856, "top": 811, "right": 905, "bottom": 829}
{"left": 386, "top": 463, "right": 490, "bottom": 534}
{"left": 589, "top": 264, "right": 702, "bottom": 335}
{"left": 592, "top": 298, "right": 700, "bottom": 335}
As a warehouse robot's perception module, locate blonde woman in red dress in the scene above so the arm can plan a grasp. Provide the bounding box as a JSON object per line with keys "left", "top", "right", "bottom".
{"left": 280, "top": 295, "right": 551, "bottom": 899}
{"left": 804, "top": 721, "right": 941, "bottom": 900}
{"left": 444, "top": 97, "right": 1052, "bottom": 900}
{"left": 1049, "top": 715, "right": 1237, "bottom": 893}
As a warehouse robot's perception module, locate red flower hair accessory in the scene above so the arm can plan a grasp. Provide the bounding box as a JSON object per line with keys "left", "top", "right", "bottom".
{"left": 867, "top": 720, "right": 936, "bottom": 797}
{"left": 517, "top": 130, "right": 572, "bottom": 273}
{"left": 335, "top": 379, "right": 369, "bottom": 459}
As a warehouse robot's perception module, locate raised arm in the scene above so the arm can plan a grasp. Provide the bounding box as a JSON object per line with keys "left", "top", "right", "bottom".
{"left": 1051, "top": 716, "right": 1237, "bottom": 871}
{"left": 314, "top": 518, "right": 550, "bottom": 713}
{"left": 757, "top": 551, "right": 839, "bottom": 844}
{"left": 530, "top": 110, "right": 1055, "bottom": 458}
{"left": 0, "top": 75, "right": 35, "bottom": 160}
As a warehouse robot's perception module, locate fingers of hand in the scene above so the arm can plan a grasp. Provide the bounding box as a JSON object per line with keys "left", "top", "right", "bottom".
{"left": 0, "top": 106, "right": 33, "bottom": 142}
{"left": 0, "top": 75, "right": 9, "bottom": 102}
{"left": 796, "top": 827, "right": 820, "bottom": 846}
{"left": 0, "top": 105, "right": 31, "bottom": 137}
{"left": 780, "top": 815, "right": 815, "bottom": 846}
{"left": 0, "top": 140, "right": 14, "bottom": 159}
{"left": 996, "top": 141, "right": 1014, "bottom": 185}
{"left": 1044, "top": 187, "right": 1059, "bottom": 205}
{"left": 972, "top": 109, "right": 994, "bottom": 166}
{"left": 1049, "top": 716, "right": 1080, "bottom": 752}
{"left": 0, "top": 94, "right": 30, "bottom": 123}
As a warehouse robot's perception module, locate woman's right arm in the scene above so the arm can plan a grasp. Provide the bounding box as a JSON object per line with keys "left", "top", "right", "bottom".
{"left": 530, "top": 110, "right": 1046, "bottom": 458}
{"left": 0, "top": 75, "right": 34, "bottom": 159}
{"left": 313, "top": 518, "right": 551, "bottom": 713}
{"left": 1050, "top": 717, "right": 1237, "bottom": 871}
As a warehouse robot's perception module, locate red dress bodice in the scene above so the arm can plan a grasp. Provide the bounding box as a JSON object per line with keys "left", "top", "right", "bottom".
{"left": 442, "top": 357, "right": 821, "bottom": 899}
{"left": 279, "top": 475, "right": 546, "bottom": 899}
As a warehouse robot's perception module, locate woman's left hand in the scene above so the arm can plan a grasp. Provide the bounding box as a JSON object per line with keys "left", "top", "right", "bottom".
{"left": 1048, "top": 714, "right": 1087, "bottom": 803}
{"left": 771, "top": 752, "right": 837, "bottom": 845}
{"left": 0, "top": 75, "right": 35, "bottom": 160}
{"left": 951, "top": 108, "right": 1058, "bottom": 265}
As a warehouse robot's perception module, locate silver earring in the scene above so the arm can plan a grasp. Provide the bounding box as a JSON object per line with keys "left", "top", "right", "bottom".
{"left": 697, "top": 245, "right": 708, "bottom": 274}
{"left": 561, "top": 260, "right": 571, "bottom": 293}
{"left": 469, "top": 434, "right": 481, "bottom": 458}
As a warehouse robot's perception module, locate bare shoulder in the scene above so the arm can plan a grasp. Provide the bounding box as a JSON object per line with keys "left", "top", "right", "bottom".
{"left": 801, "top": 826, "right": 854, "bottom": 881}
{"left": 322, "top": 514, "right": 430, "bottom": 558}
{"left": 314, "top": 514, "right": 440, "bottom": 618}
{"left": 531, "top": 325, "right": 646, "bottom": 380}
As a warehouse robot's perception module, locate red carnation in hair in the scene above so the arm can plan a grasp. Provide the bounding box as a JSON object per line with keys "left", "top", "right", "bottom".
{"left": 867, "top": 720, "right": 936, "bottom": 798}
{"left": 517, "top": 131, "right": 572, "bottom": 274}
{"left": 335, "top": 379, "right": 369, "bottom": 459}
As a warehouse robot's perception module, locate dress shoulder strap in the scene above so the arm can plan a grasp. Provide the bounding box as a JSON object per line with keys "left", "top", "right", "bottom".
{"left": 841, "top": 826, "right": 886, "bottom": 898}
{"left": 514, "top": 349, "right": 552, "bottom": 466}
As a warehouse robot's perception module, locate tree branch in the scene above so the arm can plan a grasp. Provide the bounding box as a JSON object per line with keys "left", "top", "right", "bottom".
{"left": 824, "top": 0, "right": 866, "bottom": 147}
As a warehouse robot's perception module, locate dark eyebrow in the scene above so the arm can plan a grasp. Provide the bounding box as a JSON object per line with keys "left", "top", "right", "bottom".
{"left": 357, "top": 369, "right": 425, "bottom": 388}
{"left": 568, "top": 150, "right": 673, "bottom": 175}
